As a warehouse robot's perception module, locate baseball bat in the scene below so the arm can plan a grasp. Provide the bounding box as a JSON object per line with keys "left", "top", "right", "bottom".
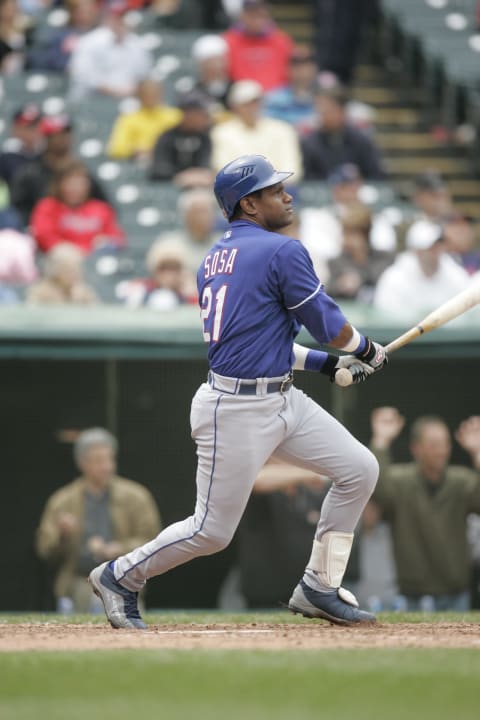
{"left": 335, "top": 280, "right": 480, "bottom": 387}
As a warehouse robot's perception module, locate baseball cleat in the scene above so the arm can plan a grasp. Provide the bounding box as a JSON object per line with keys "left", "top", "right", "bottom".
{"left": 288, "top": 580, "right": 376, "bottom": 626}
{"left": 88, "top": 561, "right": 147, "bottom": 630}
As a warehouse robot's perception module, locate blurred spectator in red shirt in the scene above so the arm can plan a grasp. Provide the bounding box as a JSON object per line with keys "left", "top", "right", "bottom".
{"left": 30, "top": 161, "right": 125, "bottom": 254}
{"left": 116, "top": 240, "right": 197, "bottom": 309}
{"left": 27, "top": 242, "right": 99, "bottom": 304}
{"left": 26, "top": 0, "right": 101, "bottom": 72}
{"left": 223, "top": 0, "right": 294, "bottom": 91}
{"left": 0, "top": 104, "right": 43, "bottom": 188}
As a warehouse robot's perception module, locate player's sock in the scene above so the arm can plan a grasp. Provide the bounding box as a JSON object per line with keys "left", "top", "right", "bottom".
{"left": 302, "top": 568, "right": 336, "bottom": 593}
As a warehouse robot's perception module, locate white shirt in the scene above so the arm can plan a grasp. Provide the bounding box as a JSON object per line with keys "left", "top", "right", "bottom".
{"left": 69, "top": 27, "right": 152, "bottom": 99}
{"left": 373, "top": 251, "right": 469, "bottom": 318}
{"left": 210, "top": 116, "right": 303, "bottom": 180}
{"left": 300, "top": 204, "right": 397, "bottom": 281}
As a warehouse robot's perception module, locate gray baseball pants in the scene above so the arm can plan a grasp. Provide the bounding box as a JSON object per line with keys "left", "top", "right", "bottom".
{"left": 114, "top": 378, "right": 378, "bottom": 591}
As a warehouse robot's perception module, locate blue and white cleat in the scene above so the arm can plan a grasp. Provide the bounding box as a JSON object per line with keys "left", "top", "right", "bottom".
{"left": 288, "top": 580, "right": 376, "bottom": 626}
{"left": 88, "top": 561, "right": 147, "bottom": 630}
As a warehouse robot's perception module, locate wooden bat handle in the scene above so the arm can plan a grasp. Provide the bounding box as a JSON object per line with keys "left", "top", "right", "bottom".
{"left": 335, "top": 280, "right": 480, "bottom": 387}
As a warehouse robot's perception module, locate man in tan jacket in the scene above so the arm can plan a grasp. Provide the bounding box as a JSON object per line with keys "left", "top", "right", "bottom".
{"left": 36, "top": 428, "right": 161, "bottom": 613}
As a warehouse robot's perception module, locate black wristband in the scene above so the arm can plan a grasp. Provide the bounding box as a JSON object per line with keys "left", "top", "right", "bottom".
{"left": 320, "top": 354, "right": 338, "bottom": 379}
{"left": 354, "top": 336, "right": 375, "bottom": 362}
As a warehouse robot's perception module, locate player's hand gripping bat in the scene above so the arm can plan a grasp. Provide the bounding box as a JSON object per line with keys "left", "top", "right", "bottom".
{"left": 335, "top": 280, "right": 480, "bottom": 387}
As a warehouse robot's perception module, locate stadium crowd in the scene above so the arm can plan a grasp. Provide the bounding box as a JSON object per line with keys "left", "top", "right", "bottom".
{"left": 1, "top": 0, "right": 480, "bottom": 613}
{"left": 1, "top": 0, "right": 479, "bottom": 311}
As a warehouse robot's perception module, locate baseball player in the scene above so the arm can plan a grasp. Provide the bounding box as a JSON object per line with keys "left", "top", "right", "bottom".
{"left": 89, "top": 154, "right": 388, "bottom": 628}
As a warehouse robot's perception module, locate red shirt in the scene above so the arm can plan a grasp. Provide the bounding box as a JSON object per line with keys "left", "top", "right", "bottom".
{"left": 31, "top": 197, "right": 125, "bottom": 253}
{"left": 223, "top": 25, "right": 294, "bottom": 91}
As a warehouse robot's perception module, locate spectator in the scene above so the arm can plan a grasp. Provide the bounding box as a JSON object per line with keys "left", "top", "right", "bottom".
{"left": 69, "top": 0, "right": 152, "bottom": 101}
{"left": 0, "top": 104, "right": 43, "bottom": 189}
{"left": 149, "top": 91, "right": 213, "bottom": 188}
{"left": 264, "top": 45, "right": 317, "bottom": 133}
{"left": 301, "top": 84, "right": 385, "bottom": 180}
{"left": 30, "top": 160, "right": 125, "bottom": 254}
{"left": 300, "top": 163, "right": 397, "bottom": 278}
{"left": 158, "top": 188, "right": 222, "bottom": 270}
{"left": 27, "top": 242, "right": 99, "bottom": 304}
{"left": 326, "top": 205, "right": 394, "bottom": 303}
{"left": 370, "top": 406, "right": 480, "bottom": 611}
{"left": 116, "top": 240, "right": 197, "bottom": 309}
{"left": 11, "top": 113, "right": 108, "bottom": 225}
{"left": 0, "top": 0, "right": 29, "bottom": 74}
{"left": 107, "top": 78, "right": 182, "bottom": 163}
{"left": 190, "top": 33, "right": 231, "bottom": 117}
{"left": 412, "top": 170, "right": 454, "bottom": 224}
{"left": 25, "top": 0, "right": 101, "bottom": 72}
{"left": 210, "top": 79, "right": 303, "bottom": 180}
{"left": 223, "top": 0, "right": 294, "bottom": 91}
{"left": 443, "top": 213, "right": 480, "bottom": 275}
{"left": 232, "top": 459, "right": 360, "bottom": 609}
{"left": 0, "top": 226, "right": 37, "bottom": 302}
{"left": 373, "top": 219, "right": 469, "bottom": 318}
{"left": 36, "top": 427, "right": 161, "bottom": 613}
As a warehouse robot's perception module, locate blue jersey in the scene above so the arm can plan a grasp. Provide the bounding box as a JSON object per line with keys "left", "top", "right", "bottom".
{"left": 197, "top": 219, "right": 348, "bottom": 378}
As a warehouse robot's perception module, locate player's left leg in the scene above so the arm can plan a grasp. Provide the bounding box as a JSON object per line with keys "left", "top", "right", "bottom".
{"left": 274, "top": 386, "right": 378, "bottom": 624}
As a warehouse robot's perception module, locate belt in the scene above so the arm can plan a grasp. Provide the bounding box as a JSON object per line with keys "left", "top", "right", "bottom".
{"left": 208, "top": 370, "right": 294, "bottom": 395}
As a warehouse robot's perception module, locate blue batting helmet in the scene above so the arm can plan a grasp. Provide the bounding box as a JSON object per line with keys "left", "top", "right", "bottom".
{"left": 213, "top": 155, "right": 293, "bottom": 219}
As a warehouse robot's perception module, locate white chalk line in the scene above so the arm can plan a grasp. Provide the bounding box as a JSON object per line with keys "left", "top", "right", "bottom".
{"left": 149, "top": 629, "right": 274, "bottom": 636}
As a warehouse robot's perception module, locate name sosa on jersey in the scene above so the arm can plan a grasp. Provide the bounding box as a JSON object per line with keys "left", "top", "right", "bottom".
{"left": 203, "top": 245, "right": 238, "bottom": 279}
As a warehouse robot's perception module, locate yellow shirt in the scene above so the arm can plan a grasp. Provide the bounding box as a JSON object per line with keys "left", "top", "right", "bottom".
{"left": 107, "top": 106, "right": 183, "bottom": 159}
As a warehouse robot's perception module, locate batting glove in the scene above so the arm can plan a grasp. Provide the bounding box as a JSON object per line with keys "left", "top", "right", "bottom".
{"left": 321, "top": 354, "right": 374, "bottom": 384}
{"left": 354, "top": 337, "right": 388, "bottom": 373}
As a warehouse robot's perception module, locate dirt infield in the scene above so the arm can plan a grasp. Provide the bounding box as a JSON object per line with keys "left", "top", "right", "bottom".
{"left": 1, "top": 622, "right": 480, "bottom": 651}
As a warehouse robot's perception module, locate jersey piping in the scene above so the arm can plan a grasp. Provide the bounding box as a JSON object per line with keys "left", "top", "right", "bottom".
{"left": 286, "top": 281, "right": 322, "bottom": 310}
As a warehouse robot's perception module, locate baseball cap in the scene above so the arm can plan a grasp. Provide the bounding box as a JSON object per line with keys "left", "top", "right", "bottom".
{"left": 192, "top": 34, "right": 228, "bottom": 62}
{"left": 414, "top": 170, "right": 446, "bottom": 192}
{"left": 177, "top": 91, "right": 210, "bottom": 112}
{"left": 228, "top": 80, "right": 263, "bottom": 106}
{"left": 406, "top": 220, "right": 443, "bottom": 250}
{"left": 40, "top": 114, "right": 73, "bottom": 136}
{"left": 12, "top": 104, "right": 42, "bottom": 126}
{"left": 328, "top": 163, "right": 361, "bottom": 187}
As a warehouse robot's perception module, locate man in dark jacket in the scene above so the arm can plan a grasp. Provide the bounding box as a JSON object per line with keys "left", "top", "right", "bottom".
{"left": 11, "top": 114, "right": 108, "bottom": 226}
{"left": 301, "top": 84, "right": 385, "bottom": 181}
{"left": 0, "top": 105, "right": 43, "bottom": 189}
{"left": 149, "top": 92, "right": 213, "bottom": 189}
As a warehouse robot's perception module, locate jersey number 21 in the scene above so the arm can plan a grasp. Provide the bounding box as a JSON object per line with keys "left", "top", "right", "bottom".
{"left": 201, "top": 285, "right": 227, "bottom": 342}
